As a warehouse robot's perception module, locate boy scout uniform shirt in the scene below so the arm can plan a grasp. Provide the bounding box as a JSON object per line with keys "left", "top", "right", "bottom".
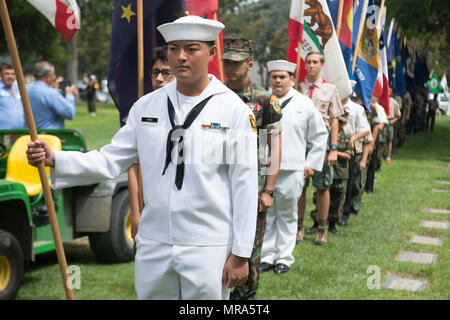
{"left": 388, "top": 97, "right": 401, "bottom": 120}
{"left": 343, "top": 100, "right": 371, "bottom": 154}
{"left": 277, "top": 87, "right": 327, "bottom": 172}
{"left": 229, "top": 79, "right": 282, "bottom": 135}
{"left": 333, "top": 131, "right": 354, "bottom": 180}
{"left": 300, "top": 78, "right": 344, "bottom": 129}
{"left": 51, "top": 75, "right": 258, "bottom": 258}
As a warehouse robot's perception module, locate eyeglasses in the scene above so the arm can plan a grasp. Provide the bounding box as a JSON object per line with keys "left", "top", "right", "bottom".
{"left": 151, "top": 69, "right": 174, "bottom": 79}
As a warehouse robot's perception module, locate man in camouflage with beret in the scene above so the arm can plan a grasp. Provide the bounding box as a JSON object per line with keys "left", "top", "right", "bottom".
{"left": 222, "top": 37, "right": 282, "bottom": 300}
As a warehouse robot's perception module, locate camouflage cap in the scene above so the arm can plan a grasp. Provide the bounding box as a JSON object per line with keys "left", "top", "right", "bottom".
{"left": 222, "top": 37, "right": 255, "bottom": 62}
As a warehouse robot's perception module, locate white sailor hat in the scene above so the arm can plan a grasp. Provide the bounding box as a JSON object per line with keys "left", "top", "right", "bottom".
{"left": 350, "top": 80, "right": 357, "bottom": 90}
{"left": 267, "top": 60, "right": 297, "bottom": 73}
{"left": 157, "top": 16, "right": 224, "bottom": 43}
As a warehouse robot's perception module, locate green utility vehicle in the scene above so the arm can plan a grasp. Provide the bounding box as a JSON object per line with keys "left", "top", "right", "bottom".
{"left": 0, "top": 129, "right": 133, "bottom": 300}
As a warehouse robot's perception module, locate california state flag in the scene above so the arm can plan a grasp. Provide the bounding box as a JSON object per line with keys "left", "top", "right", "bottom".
{"left": 27, "top": 0, "right": 80, "bottom": 41}
{"left": 287, "top": 0, "right": 352, "bottom": 99}
{"left": 286, "top": 0, "right": 305, "bottom": 67}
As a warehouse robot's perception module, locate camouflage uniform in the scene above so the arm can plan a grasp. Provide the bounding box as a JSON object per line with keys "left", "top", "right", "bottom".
{"left": 393, "top": 95, "right": 403, "bottom": 149}
{"left": 329, "top": 130, "right": 354, "bottom": 223}
{"left": 365, "top": 103, "right": 381, "bottom": 194}
{"left": 223, "top": 38, "right": 282, "bottom": 300}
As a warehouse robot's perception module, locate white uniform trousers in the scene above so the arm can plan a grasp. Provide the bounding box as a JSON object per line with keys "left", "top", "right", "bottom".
{"left": 135, "top": 235, "right": 231, "bottom": 300}
{"left": 261, "top": 170, "right": 304, "bottom": 267}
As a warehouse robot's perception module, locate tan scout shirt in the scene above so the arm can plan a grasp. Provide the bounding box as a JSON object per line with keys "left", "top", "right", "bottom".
{"left": 388, "top": 97, "right": 401, "bottom": 120}
{"left": 300, "top": 78, "right": 344, "bottom": 129}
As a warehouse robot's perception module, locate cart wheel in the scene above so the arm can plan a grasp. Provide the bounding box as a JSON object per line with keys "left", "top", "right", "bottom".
{"left": 89, "top": 190, "right": 134, "bottom": 263}
{"left": 0, "top": 230, "right": 23, "bottom": 300}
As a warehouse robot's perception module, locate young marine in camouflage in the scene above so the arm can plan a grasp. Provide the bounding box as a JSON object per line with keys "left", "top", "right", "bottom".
{"left": 222, "top": 37, "right": 282, "bottom": 300}
{"left": 329, "top": 117, "right": 354, "bottom": 226}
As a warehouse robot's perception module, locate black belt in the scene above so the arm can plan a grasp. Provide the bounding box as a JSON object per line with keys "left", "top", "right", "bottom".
{"left": 162, "top": 95, "right": 214, "bottom": 190}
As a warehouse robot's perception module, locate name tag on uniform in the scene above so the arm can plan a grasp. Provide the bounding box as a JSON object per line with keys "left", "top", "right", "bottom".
{"left": 141, "top": 117, "right": 158, "bottom": 123}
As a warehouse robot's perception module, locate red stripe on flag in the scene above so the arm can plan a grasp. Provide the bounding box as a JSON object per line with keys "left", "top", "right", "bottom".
{"left": 339, "top": 0, "right": 353, "bottom": 48}
{"left": 54, "top": 0, "right": 79, "bottom": 41}
{"left": 287, "top": 18, "right": 303, "bottom": 43}
{"left": 378, "top": 75, "right": 390, "bottom": 114}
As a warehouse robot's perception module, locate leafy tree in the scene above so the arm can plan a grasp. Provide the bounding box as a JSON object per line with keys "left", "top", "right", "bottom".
{"left": 220, "top": 0, "right": 291, "bottom": 85}
{"left": 382, "top": 0, "right": 450, "bottom": 77}
{"left": 0, "top": 0, "right": 69, "bottom": 76}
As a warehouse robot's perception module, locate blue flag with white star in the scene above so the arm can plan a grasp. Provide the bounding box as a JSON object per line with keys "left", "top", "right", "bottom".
{"left": 107, "top": 0, "right": 187, "bottom": 125}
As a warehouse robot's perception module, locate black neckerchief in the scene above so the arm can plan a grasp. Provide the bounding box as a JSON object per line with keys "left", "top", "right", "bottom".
{"left": 162, "top": 94, "right": 214, "bottom": 190}
{"left": 281, "top": 96, "right": 294, "bottom": 109}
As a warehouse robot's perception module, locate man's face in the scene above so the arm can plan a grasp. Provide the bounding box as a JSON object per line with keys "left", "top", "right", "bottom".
{"left": 1, "top": 68, "right": 16, "bottom": 88}
{"left": 151, "top": 59, "right": 174, "bottom": 90}
{"left": 223, "top": 59, "right": 252, "bottom": 83}
{"left": 269, "top": 71, "right": 292, "bottom": 98}
{"left": 167, "top": 41, "right": 215, "bottom": 84}
{"left": 305, "top": 54, "right": 324, "bottom": 78}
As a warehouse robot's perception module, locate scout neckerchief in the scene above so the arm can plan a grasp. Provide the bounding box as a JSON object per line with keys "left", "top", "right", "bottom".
{"left": 308, "top": 77, "right": 326, "bottom": 99}
{"left": 162, "top": 94, "right": 214, "bottom": 190}
{"left": 281, "top": 96, "right": 294, "bottom": 109}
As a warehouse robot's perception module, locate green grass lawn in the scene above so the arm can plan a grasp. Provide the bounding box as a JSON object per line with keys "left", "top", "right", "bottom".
{"left": 66, "top": 101, "right": 121, "bottom": 150}
{"left": 16, "top": 110, "right": 450, "bottom": 300}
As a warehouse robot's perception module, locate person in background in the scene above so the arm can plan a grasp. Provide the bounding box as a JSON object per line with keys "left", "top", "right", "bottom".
{"left": 0, "top": 62, "right": 25, "bottom": 129}
{"left": 327, "top": 111, "right": 353, "bottom": 234}
{"left": 28, "top": 61, "right": 78, "bottom": 129}
{"left": 297, "top": 52, "right": 344, "bottom": 246}
{"left": 87, "top": 74, "right": 99, "bottom": 116}
{"left": 386, "top": 87, "right": 401, "bottom": 164}
{"left": 222, "top": 37, "right": 282, "bottom": 299}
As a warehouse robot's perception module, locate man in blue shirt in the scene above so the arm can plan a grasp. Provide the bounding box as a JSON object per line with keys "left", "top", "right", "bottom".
{"left": 28, "top": 61, "right": 78, "bottom": 129}
{"left": 0, "top": 62, "right": 26, "bottom": 129}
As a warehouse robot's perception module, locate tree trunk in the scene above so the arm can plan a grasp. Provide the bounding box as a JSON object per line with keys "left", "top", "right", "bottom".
{"left": 65, "top": 33, "right": 78, "bottom": 85}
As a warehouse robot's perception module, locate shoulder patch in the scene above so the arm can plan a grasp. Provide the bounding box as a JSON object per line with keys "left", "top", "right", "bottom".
{"left": 249, "top": 114, "right": 257, "bottom": 132}
{"left": 270, "top": 95, "right": 281, "bottom": 113}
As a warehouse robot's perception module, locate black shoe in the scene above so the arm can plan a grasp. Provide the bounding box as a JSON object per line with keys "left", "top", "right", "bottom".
{"left": 306, "top": 222, "right": 318, "bottom": 235}
{"left": 273, "top": 263, "right": 289, "bottom": 274}
{"left": 339, "top": 215, "right": 349, "bottom": 226}
{"left": 260, "top": 262, "right": 273, "bottom": 272}
{"left": 328, "top": 222, "right": 340, "bottom": 235}
{"left": 349, "top": 211, "right": 358, "bottom": 218}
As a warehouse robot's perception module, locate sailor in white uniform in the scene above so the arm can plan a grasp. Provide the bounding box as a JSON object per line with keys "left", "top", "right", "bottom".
{"left": 260, "top": 60, "right": 327, "bottom": 274}
{"left": 26, "top": 16, "right": 258, "bottom": 300}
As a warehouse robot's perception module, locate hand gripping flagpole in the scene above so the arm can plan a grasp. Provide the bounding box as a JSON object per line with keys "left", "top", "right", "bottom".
{"left": 0, "top": 0, "right": 74, "bottom": 300}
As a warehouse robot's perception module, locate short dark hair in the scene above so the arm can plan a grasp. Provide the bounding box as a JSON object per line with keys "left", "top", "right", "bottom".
{"left": 0, "top": 62, "right": 14, "bottom": 72}
{"left": 151, "top": 46, "right": 168, "bottom": 68}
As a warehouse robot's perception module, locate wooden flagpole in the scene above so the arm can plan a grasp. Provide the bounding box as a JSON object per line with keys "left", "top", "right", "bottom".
{"left": 212, "top": 11, "right": 224, "bottom": 82}
{"left": 136, "top": 0, "right": 144, "bottom": 212}
{"left": 336, "top": 0, "right": 345, "bottom": 39}
{"left": 0, "top": 0, "right": 74, "bottom": 300}
{"left": 352, "top": 0, "right": 369, "bottom": 74}
{"left": 376, "top": 0, "right": 386, "bottom": 33}
{"left": 294, "top": 41, "right": 302, "bottom": 90}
